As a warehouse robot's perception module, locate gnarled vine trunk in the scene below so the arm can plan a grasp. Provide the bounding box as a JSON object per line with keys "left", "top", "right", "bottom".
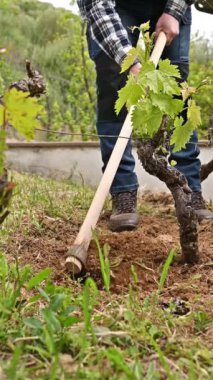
{"left": 137, "top": 124, "right": 199, "bottom": 264}
{"left": 0, "top": 61, "right": 45, "bottom": 226}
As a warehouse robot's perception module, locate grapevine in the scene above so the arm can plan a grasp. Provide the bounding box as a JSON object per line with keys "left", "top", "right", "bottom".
{"left": 0, "top": 61, "right": 46, "bottom": 224}
{"left": 116, "top": 24, "right": 204, "bottom": 263}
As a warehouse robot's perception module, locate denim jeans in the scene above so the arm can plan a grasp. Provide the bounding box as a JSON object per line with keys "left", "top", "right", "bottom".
{"left": 87, "top": 2, "right": 201, "bottom": 194}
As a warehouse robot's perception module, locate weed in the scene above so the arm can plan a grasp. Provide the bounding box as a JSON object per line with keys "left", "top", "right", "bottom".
{"left": 93, "top": 230, "right": 111, "bottom": 292}
{"left": 193, "top": 311, "right": 212, "bottom": 333}
{"left": 158, "top": 248, "right": 176, "bottom": 291}
{"left": 82, "top": 277, "right": 98, "bottom": 335}
{"left": 130, "top": 264, "right": 139, "bottom": 285}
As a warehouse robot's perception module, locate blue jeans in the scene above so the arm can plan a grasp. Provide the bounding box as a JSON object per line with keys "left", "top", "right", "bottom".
{"left": 87, "top": 3, "right": 201, "bottom": 194}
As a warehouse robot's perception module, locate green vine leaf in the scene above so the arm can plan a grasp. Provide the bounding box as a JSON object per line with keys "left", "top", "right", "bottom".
{"left": 150, "top": 93, "right": 183, "bottom": 117}
{"left": 132, "top": 100, "right": 163, "bottom": 137}
{"left": 139, "top": 21, "right": 150, "bottom": 33}
{"left": 170, "top": 117, "right": 194, "bottom": 152}
{"left": 145, "top": 70, "right": 164, "bottom": 93}
{"left": 187, "top": 99, "right": 201, "bottom": 128}
{"left": 170, "top": 160, "right": 177, "bottom": 167}
{"left": 158, "top": 59, "right": 181, "bottom": 78}
{"left": 115, "top": 76, "right": 142, "bottom": 114}
{"left": 181, "top": 81, "right": 196, "bottom": 102}
{"left": 120, "top": 47, "right": 139, "bottom": 73}
{"left": 161, "top": 77, "right": 181, "bottom": 96}
{"left": 3, "top": 88, "right": 45, "bottom": 140}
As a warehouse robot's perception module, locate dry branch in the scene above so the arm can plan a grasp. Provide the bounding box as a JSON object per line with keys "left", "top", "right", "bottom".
{"left": 200, "top": 159, "right": 213, "bottom": 182}
{"left": 0, "top": 61, "right": 45, "bottom": 225}
{"left": 9, "top": 60, "right": 46, "bottom": 97}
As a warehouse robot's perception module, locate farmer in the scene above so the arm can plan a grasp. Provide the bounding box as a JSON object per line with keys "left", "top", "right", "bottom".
{"left": 77, "top": 0, "right": 213, "bottom": 231}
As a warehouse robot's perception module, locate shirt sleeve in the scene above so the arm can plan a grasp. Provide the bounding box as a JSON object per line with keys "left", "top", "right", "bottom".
{"left": 164, "top": 0, "right": 194, "bottom": 21}
{"left": 77, "top": 0, "right": 132, "bottom": 65}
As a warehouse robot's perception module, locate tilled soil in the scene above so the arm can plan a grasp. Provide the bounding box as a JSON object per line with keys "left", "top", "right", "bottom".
{"left": 7, "top": 193, "right": 213, "bottom": 304}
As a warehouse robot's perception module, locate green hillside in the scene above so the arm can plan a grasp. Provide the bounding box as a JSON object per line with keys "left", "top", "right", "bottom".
{"left": 0, "top": 0, "right": 96, "bottom": 140}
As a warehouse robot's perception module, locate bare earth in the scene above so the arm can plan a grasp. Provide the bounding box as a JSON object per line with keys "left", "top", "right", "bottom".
{"left": 8, "top": 193, "right": 213, "bottom": 308}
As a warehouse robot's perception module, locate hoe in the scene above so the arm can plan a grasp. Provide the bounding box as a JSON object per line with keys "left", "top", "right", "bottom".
{"left": 65, "top": 31, "right": 167, "bottom": 276}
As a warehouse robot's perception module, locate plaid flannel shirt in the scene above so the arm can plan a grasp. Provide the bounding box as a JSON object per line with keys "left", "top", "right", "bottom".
{"left": 77, "top": 0, "right": 194, "bottom": 65}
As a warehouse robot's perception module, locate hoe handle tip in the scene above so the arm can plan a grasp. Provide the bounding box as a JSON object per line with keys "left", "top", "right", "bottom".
{"left": 65, "top": 244, "right": 88, "bottom": 276}
{"left": 65, "top": 256, "right": 83, "bottom": 275}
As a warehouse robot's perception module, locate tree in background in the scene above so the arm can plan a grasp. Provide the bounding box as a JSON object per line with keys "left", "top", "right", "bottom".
{"left": 0, "top": 0, "right": 96, "bottom": 141}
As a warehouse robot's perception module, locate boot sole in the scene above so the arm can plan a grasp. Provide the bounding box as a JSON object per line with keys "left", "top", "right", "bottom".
{"left": 195, "top": 210, "right": 213, "bottom": 222}
{"left": 109, "top": 213, "right": 139, "bottom": 232}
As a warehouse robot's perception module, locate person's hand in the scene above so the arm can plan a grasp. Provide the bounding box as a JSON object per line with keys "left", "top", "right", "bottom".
{"left": 155, "top": 13, "right": 179, "bottom": 45}
{"left": 130, "top": 62, "right": 142, "bottom": 76}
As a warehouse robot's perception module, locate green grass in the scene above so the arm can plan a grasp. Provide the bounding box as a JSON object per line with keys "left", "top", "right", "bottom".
{"left": 1, "top": 172, "right": 94, "bottom": 238}
{"left": 0, "top": 172, "right": 212, "bottom": 380}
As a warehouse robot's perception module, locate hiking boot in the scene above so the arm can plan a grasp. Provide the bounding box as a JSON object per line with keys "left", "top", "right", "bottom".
{"left": 191, "top": 191, "right": 213, "bottom": 221}
{"left": 109, "top": 190, "right": 139, "bottom": 232}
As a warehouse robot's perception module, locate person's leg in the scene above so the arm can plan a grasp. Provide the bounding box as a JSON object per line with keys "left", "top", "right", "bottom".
{"left": 94, "top": 54, "right": 139, "bottom": 194}
{"left": 89, "top": 11, "right": 140, "bottom": 195}
{"left": 87, "top": 11, "right": 140, "bottom": 231}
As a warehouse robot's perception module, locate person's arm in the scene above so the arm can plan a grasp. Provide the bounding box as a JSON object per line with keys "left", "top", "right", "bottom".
{"left": 77, "top": 0, "right": 132, "bottom": 65}
{"left": 155, "top": 0, "right": 194, "bottom": 45}
{"left": 164, "top": 0, "right": 194, "bottom": 21}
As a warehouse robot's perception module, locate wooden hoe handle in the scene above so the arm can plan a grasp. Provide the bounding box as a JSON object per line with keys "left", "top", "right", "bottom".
{"left": 65, "top": 32, "right": 167, "bottom": 274}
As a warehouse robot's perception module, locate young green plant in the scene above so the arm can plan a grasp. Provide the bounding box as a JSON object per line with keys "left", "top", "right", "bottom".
{"left": 115, "top": 22, "right": 202, "bottom": 152}
{"left": 93, "top": 230, "right": 111, "bottom": 292}
{"left": 158, "top": 248, "right": 176, "bottom": 292}
{"left": 116, "top": 23, "right": 202, "bottom": 263}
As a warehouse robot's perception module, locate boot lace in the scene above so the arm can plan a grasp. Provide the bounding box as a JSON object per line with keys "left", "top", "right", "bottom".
{"left": 191, "top": 192, "right": 206, "bottom": 210}
{"left": 112, "top": 190, "right": 137, "bottom": 214}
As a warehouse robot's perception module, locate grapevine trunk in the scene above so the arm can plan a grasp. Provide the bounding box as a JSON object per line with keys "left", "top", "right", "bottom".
{"left": 136, "top": 128, "right": 199, "bottom": 263}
